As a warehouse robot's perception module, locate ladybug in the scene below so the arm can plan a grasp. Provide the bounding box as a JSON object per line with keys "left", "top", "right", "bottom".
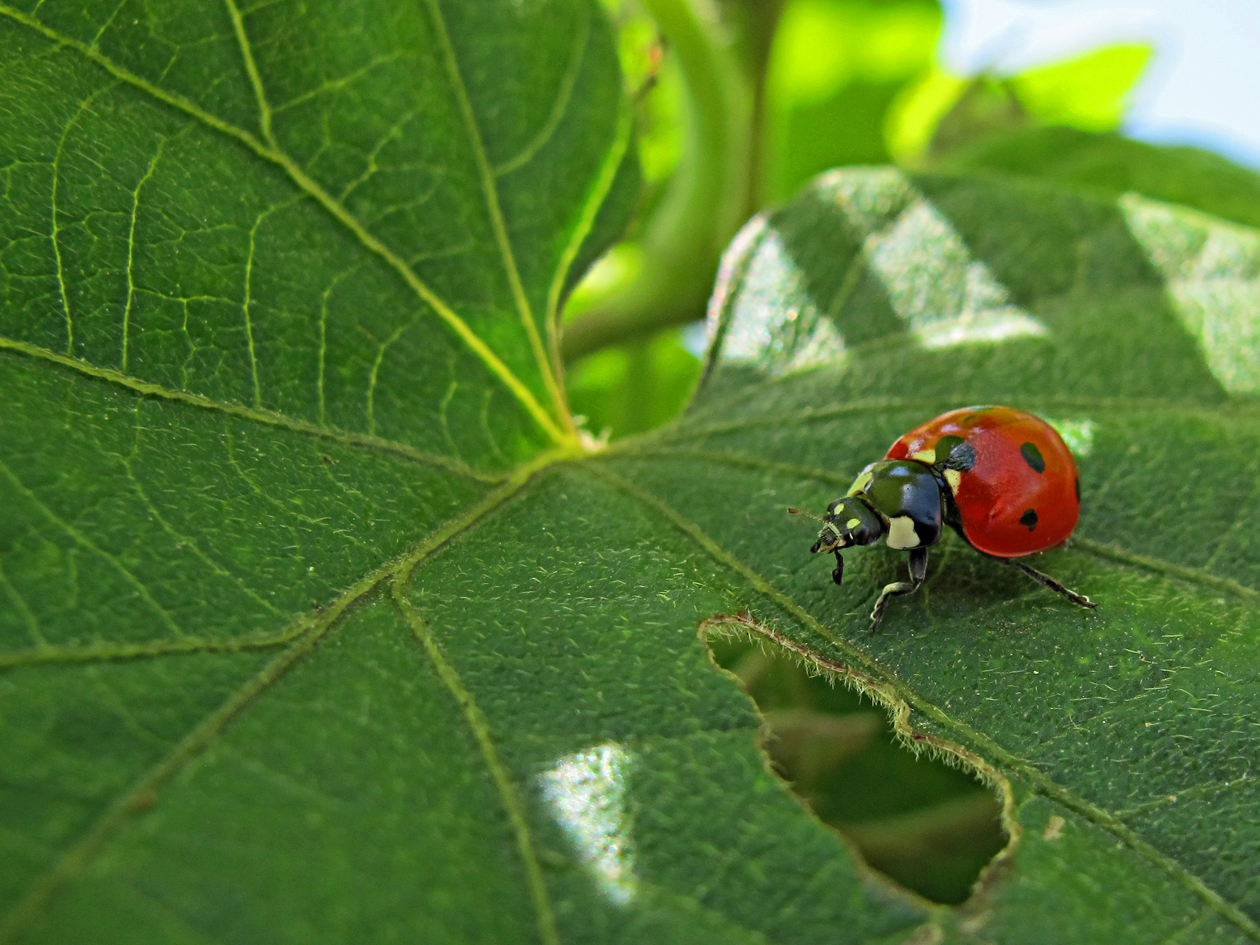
{"left": 802, "top": 406, "right": 1095, "bottom": 632}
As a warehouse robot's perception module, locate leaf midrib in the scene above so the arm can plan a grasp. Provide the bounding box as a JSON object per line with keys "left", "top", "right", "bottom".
{"left": 418, "top": 0, "right": 570, "bottom": 439}
{"left": 604, "top": 443, "right": 1260, "bottom": 605}
{"left": 0, "top": 336, "right": 500, "bottom": 481}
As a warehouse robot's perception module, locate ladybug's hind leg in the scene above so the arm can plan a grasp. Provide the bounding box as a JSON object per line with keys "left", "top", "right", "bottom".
{"left": 1001, "top": 558, "right": 1096, "bottom": 611}
{"left": 869, "top": 547, "right": 928, "bottom": 634}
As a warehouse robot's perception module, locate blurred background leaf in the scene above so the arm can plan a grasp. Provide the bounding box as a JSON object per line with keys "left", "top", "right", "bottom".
{"left": 565, "top": 0, "right": 1162, "bottom": 447}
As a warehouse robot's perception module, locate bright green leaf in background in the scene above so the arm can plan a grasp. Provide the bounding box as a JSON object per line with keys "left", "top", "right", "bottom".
{"left": 887, "top": 43, "right": 1152, "bottom": 167}
{"left": 764, "top": 0, "right": 940, "bottom": 199}
{"left": 4, "top": 2, "right": 1260, "bottom": 945}
{"left": 565, "top": 0, "right": 1159, "bottom": 443}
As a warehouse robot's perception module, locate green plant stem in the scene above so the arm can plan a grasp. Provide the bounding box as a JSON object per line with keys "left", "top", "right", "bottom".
{"left": 561, "top": 0, "right": 751, "bottom": 362}
{"left": 720, "top": 0, "right": 787, "bottom": 209}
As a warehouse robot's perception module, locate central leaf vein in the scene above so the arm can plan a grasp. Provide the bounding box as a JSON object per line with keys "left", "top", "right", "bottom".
{"left": 621, "top": 444, "right": 1260, "bottom": 605}
{"left": 0, "top": 336, "right": 501, "bottom": 481}
{"left": 391, "top": 581, "right": 561, "bottom": 945}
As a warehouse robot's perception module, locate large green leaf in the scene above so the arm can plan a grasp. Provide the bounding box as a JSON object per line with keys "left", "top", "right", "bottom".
{"left": 642, "top": 165, "right": 1260, "bottom": 941}
{"left": 3, "top": 4, "right": 1260, "bottom": 945}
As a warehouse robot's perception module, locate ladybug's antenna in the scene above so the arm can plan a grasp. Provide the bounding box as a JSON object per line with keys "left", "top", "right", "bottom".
{"left": 787, "top": 507, "right": 826, "bottom": 524}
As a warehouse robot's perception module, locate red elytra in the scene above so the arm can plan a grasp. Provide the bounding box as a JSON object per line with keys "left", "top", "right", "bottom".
{"left": 885, "top": 405, "right": 1081, "bottom": 558}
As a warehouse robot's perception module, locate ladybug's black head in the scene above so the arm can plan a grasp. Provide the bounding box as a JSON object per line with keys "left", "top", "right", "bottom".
{"left": 810, "top": 496, "right": 884, "bottom": 555}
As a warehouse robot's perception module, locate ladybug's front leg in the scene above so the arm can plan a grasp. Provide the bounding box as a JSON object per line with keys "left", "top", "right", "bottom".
{"left": 869, "top": 547, "right": 928, "bottom": 633}
{"left": 831, "top": 550, "right": 844, "bottom": 585}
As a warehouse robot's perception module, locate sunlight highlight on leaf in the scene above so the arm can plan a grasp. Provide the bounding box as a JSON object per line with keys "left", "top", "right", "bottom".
{"left": 1121, "top": 193, "right": 1260, "bottom": 394}
{"left": 816, "top": 168, "right": 1049, "bottom": 350}
{"left": 540, "top": 742, "right": 637, "bottom": 906}
{"left": 718, "top": 226, "right": 848, "bottom": 375}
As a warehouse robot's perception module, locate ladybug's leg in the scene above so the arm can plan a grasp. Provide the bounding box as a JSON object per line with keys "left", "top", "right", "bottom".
{"left": 869, "top": 547, "right": 928, "bottom": 634}
{"left": 1002, "top": 558, "right": 1097, "bottom": 611}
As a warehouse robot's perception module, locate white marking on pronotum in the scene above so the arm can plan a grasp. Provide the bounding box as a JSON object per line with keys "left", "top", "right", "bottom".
{"left": 887, "top": 516, "right": 919, "bottom": 549}
{"left": 540, "top": 742, "right": 637, "bottom": 905}
{"left": 944, "top": 468, "right": 963, "bottom": 493}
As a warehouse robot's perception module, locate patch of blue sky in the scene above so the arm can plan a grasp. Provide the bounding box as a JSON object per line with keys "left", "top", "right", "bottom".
{"left": 940, "top": 0, "right": 1260, "bottom": 170}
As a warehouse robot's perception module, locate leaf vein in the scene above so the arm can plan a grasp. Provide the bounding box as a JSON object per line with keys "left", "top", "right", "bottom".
{"left": 121, "top": 136, "right": 167, "bottom": 372}
{"left": 670, "top": 395, "right": 1260, "bottom": 443}
{"left": 0, "top": 555, "right": 45, "bottom": 647}
{"left": 364, "top": 320, "right": 410, "bottom": 437}
{"left": 619, "top": 447, "right": 1260, "bottom": 606}
{"left": 1074, "top": 537, "right": 1260, "bottom": 607}
{"left": 121, "top": 404, "right": 283, "bottom": 614}
{"left": 391, "top": 584, "right": 560, "bottom": 945}
{"left": 0, "top": 628, "right": 302, "bottom": 671}
{"left": 492, "top": 4, "right": 590, "bottom": 178}
{"left": 605, "top": 446, "right": 855, "bottom": 487}
{"left": 0, "top": 616, "right": 329, "bottom": 943}
{"left": 223, "top": 0, "right": 275, "bottom": 145}
{"left": 242, "top": 209, "right": 267, "bottom": 409}
{"left": 273, "top": 52, "right": 406, "bottom": 118}
{"left": 0, "top": 456, "right": 185, "bottom": 639}
{"left": 0, "top": 336, "right": 501, "bottom": 482}
{"left": 421, "top": 0, "right": 569, "bottom": 438}
{"left": 1115, "top": 774, "right": 1258, "bottom": 821}
{"left": 545, "top": 91, "right": 634, "bottom": 385}
{"left": 50, "top": 85, "right": 112, "bottom": 355}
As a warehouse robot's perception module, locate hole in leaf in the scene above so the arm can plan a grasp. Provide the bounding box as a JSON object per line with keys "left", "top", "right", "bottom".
{"left": 705, "top": 629, "right": 1007, "bottom": 905}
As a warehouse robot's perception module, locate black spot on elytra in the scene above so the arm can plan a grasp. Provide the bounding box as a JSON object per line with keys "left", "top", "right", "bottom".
{"left": 1020, "top": 442, "right": 1046, "bottom": 474}
{"left": 1074, "top": 476, "right": 1081, "bottom": 503}
{"left": 1020, "top": 508, "right": 1038, "bottom": 530}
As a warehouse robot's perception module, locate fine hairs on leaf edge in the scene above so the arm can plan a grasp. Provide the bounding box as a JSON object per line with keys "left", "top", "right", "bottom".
{"left": 696, "top": 611, "right": 1021, "bottom": 916}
